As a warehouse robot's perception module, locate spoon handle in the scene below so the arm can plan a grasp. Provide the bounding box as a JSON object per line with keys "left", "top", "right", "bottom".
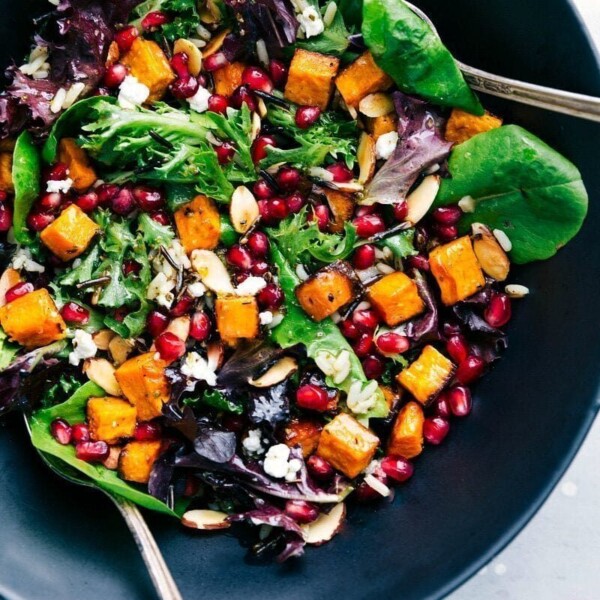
{"left": 458, "top": 61, "right": 600, "bottom": 122}
{"left": 110, "top": 494, "right": 183, "bottom": 600}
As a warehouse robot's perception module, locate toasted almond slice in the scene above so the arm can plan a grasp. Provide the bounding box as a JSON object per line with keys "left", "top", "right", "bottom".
{"left": 251, "top": 112, "right": 261, "bottom": 142}
{"left": 83, "top": 358, "right": 122, "bottom": 396}
{"left": 334, "top": 181, "right": 364, "bottom": 193}
{"left": 200, "top": 0, "right": 222, "bottom": 24}
{"left": 174, "top": 39, "right": 202, "bottom": 76}
{"left": 191, "top": 250, "right": 235, "bottom": 294}
{"left": 358, "top": 93, "right": 394, "bottom": 118}
{"left": 406, "top": 175, "right": 441, "bottom": 225}
{"left": 471, "top": 223, "right": 510, "bottom": 282}
{"left": 105, "top": 41, "right": 120, "bottom": 67}
{"left": 202, "top": 28, "right": 230, "bottom": 57}
{"left": 92, "top": 329, "right": 115, "bottom": 351}
{"left": 182, "top": 509, "right": 231, "bottom": 530}
{"left": 102, "top": 446, "right": 122, "bottom": 470}
{"left": 0, "top": 268, "right": 21, "bottom": 307}
{"left": 257, "top": 97, "right": 268, "bottom": 118}
{"left": 301, "top": 502, "right": 346, "bottom": 545}
{"left": 230, "top": 186, "right": 260, "bottom": 234}
{"left": 207, "top": 341, "right": 225, "bottom": 369}
{"left": 108, "top": 336, "right": 135, "bottom": 366}
{"left": 165, "top": 316, "right": 191, "bottom": 341}
{"left": 357, "top": 133, "right": 376, "bottom": 185}
{"left": 249, "top": 356, "right": 298, "bottom": 387}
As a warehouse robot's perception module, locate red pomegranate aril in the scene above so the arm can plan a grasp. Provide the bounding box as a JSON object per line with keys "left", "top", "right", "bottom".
{"left": 432, "top": 205, "right": 462, "bottom": 225}
{"left": 170, "top": 52, "right": 190, "bottom": 78}
{"left": 74, "top": 193, "right": 98, "bottom": 215}
{"left": 251, "top": 260, "right": 269, "bottom": 276}
{"left": 376, "top": 332, "right": 409, "bottom": 355}
{"left": 455, "top": 355, "right": 485, "bottom": 384}
{"left": 285, "top": 500, "right": 319, "bottom": 524}
{"left": 203, "top": 51, "right": 229, "bottom": 72}
{"left": 310, "top": 205, "right": 330, "bottom": 231}
{"left": 75, "top": 441, "right": 109, "bottom": 462}
{"left": 133, "top": 185, "right": 165, "bottom": 211}
{"left": 326, "top": 162, "right": 353, "bottom": 182}
{"left": 50, "top": 418, "right": 72, "bottom": 445}
{"left": 353, "top": 244, "right": 376, "bottom": 270}
{"left": 27, "top": 210, "right": 54, "bottom": 232}
{"left": 170, "top": 75, "right": 199, "bottom": 99}
{"left": 170, "top": 294, "right": 194, "bottom": 317}
{"left": 268, "top": 59, "right": 288, "bottom": 88}
{"left": 339, "top": 318, "right": 360, "bottom": 340}
{"left": 353, "top": 214, "right": 385, "bottom": 238}
{"left": 393, "top": 200, "right": 409, "bottom": 221}
{"left": 114, "top": 25, "right": 139, "bottom": 53}
{"left": 123, "top": 259, "right": 141, "bottom": 276}
{"left": 306, "top": 455, "right": 334, "bottom": 481}
{"left": 114, "top": 307, "right": 129, "bottom": 322}
{"left": 381, "top": 456, "right": 414, "bottom": 482}
{"left": 252, "top": 135, "right": 276, "bottom": 163}
{"left": 147, "top": 310, "right": 169, "bottom": 337}
{"left": 155, "top": 331, "right": 186, "bottom": 361}
{"left": 45, "top": 162, "right": 69, "bottom": 182}
{"left": 103, "top": 63, "right": 127, "bottom": 88}
{"left": 258, "top": 200, "right": 273, "bottom": 223}
{"left": 352, "top": 308, "right": 379, "bottom": 332}
{"left": 296, "top": 384, "right": 329, "bottom": 412}
{"left": 257, "top": 283, "right": 284, "bottom": 310}
{"left": 190, "top": 311, "right": 211, "bottom": 341}
{"left": 406, "top": 254, "right": 429, "bottom": 271}
{"left": 134, "top": 421, "right": 162, "bottom": 441}
{"left": 253, "top": 179, "right": 274, "bottom": 199}
{"left": 230, "top": 85, "right": 257, "bottom": 111}
{"left": 435, "top": 393, "right": 452, "bottom": 418}
{"left": 215, "top": 142, "right": 235, "bottom": 165}
{"left": 222, "top": 414, "right": 245, "bottom": 433}
{"left": 423, "top": 417, "right": 450, "bottom": 445}
{"left": 247, "top": 231, "right": 270, "bottom": 257}
{"left": 0, "top": 205, "right": 12, "bottom": 232}
{"left": 60, "top": 302, "right": 90, "bottom": 324}
{"left": 355, "top": 205, "right": 376, "bottom": 217}
{"left": 355, "top": 478, "right": 387, "bottom": 503}
{"left": 447, "top": 385, "right": 473, "bottom": 417}
{"left": 96, "top": 183, "right": 120, "bottom": 205}
{"left": 142, "top": 10, "right": 170, "bottom": 30}
{"left": 295, "top": 105, "right": 321, "bottom": 129}
{"left": 227, "top": 244, "right": 254, "bottom": 270}
{"left": 362, "top": 354, "right": 385, "bottom": 379}
{"left": 150, "top": 210, "right": 170, "bottom": 225}
{"left": 5, "top": 282, "right": 34, "bottom": 303}
{"left": 286, "top": 192, "right": 305, "bottom": 213}
{"left": 434, "top": 223, "right": 458, "bottom": 241}
{"left": 0, "top": 190, "right": 6, "bottom": 203}
{"left": 442, "top": 322, "right": 462, "bottom": 337}
{"left": 208, "top": 93, "right": 229, "bottom": 114}
{"left": 241, "top": 66, "right": 273, "bottom": 93}
{"left": 353, "top": 333, "right": 374, "bottom": 357}
{"left": 269, "top": 197, "right": 289, "bottom": 221}
{"left": 276, "top": 166, "right": 301, "bottom": 191}
{"left": 446, "top": 334, "right": 469, "bottom": 364}
{"left": 39, "top": 192, "right": 62, "bottom": 211}
{"left": 71, "top": 423, "right": 90, "bottom": 444}
{"left": 111, "top": 187, "right": 136, "bottom": 215}
{"left": 485, "top": 293, "right": 512, "bottom": 328}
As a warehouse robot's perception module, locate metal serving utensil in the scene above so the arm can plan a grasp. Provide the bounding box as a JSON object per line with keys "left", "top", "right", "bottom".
{"left": 23, "top": 416, "right": 183, "bottom": 600}
{"left": 406, "top": 1, "right": 600, "bottom": 122}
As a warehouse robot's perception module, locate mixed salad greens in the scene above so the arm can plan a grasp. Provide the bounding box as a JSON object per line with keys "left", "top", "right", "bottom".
{"left": 0, "top": 0, "right": 588, "bottom": 561}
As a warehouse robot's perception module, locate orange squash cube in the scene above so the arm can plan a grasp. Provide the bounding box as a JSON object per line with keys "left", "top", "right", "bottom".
{"left": 213, "top": 62, "right": 246, "bottom": 97}
{"left": 215, "top": 295, "right": 259, "bottom": 345}
{"left": 119, "top": 440, "right": 162, "bottom": 484}
{"left": 284, "top": 49, "right": 340, "bottom": 111}
{"left": 445, "top": 109, "right": 503, "bottom": 144}
{"left": 87, "top": 396, "right": 137, "bottom": 444}
{"left": 429, "top": 236, "right": 486, "bottom": 305}
{"left": 58, "top": 138, "right": 97, "bottom": 191}
{"left": 174, "top": 194, "right": 221, "bottom": 254}
{"left": 335, "top": 51, "right": 393, "bottom": 108}
{"left": 368, "top": 272, "right": 425, "bottom": 327}
{"left": 0, "top": 153, "right": 13, "bottom": 192}
{"left": 388, "top": 401, "right": 425, "bottom": 459}
{"left": 283, "top": 418, "right": 322, "bottom": 458}
{"left": 322, "top": 188, "right": 355, "bottom": 234}
{"left": 366, "top": 113, "right": 398, "bottom": 141}
{"left": 115, "top": 353, "right": 170, "bottom": 421}
{"left": 397, "top": 345, "right": 455, "bottom": 406}
{"left": 317, "top": 413, "right": 379, "bottom": 478}
{"left": 40, "top": 205, "right": 99, "bottom": 261}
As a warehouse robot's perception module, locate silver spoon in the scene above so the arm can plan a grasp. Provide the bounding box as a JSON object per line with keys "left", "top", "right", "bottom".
{"left": 406, "top": 1, "right": 600, "bottom": 122}
{"left": 23, "top": 416, "right": 183, "bottom": 600}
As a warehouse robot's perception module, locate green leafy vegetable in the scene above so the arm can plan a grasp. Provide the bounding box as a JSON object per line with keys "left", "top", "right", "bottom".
{"left": 196, "top": 389, "right": 245, "bottom": 414}
{"left": 0, "top": 329, "right": 19, "bottom": 370}
{"left": 362, "top": 0, "right": 483, "bottom": 115}
{"left": 297, "top": 1, "right": 351, "bottom": 56}
{"left": 57, "top": 244, "right": 100, "bottom": 286}
{"left": 41, "top": 371, "right": 84, "bottom": 409}
{"left": 380, "top": 228, "right": 416, "bottom": 261}
{"left": 434, "top": 125, "right": 588, "bottom": 264}
{"left": 337, "top": 0, "right": 363, "bottom": 29}
{"left": 12, "top": 131, "right": 41, "bottom": 245}
{"left": 165, "top": 182, "right": 196, "bottom": 211}
{"left": 138, "top": 213, "right": 175, "bottom": 246}
{"left": 219, "top": 215, "right": 239, "bottom": 247}
{"left": 131, "top": 0, "right": 200, "bottom": 42}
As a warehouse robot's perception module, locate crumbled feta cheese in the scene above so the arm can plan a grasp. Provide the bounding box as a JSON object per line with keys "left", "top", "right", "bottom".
{"left": 187, "top": 280, "right": 206, "bottom": 298}
{"left": 346, "top": 380, "right": 379, "bottom": 414}
{"left": 187, "top": 86, "right": 212, "bottom": 113}
{"left": 146, "top": 272, "right": 176, "bottom": 308}
{"left": 297, "top": 6, "right": 325, "bottom": 38}
{"left": 458, "top": 195, "right": 476, "bottom": 213}
{"left": 267, "top": 312, "right": 284, "bottom": 329}
{"left": 263, "top": 444, "right": 291, "bottom": 479}
{"left": 375, "top": 131, "right": 398, "bottom": 160}
{"left": 180, "top": 351, "right": 218, "bottom": 387}
{"left": 68, "top": 329, "right": 97, "bottom": 366}
{"left": 10, "top": 246, "right": 45, "bottom": 273}
{"left": 259, "top": 311, "right": 274, "bottom": 325}
{"left": 315, "top": 350, "right": 351, "bottom": 384}
{"left": 46, "top": 178, "right": 73, "bottom": 194}
{"left": 285, "top": 458, "right": 303, "bottom": 482}
{"left": 235, "top": 276, "right": 267, "bottom": 296}
{"left": 118, "top": 75, "right": 150, "bottom": 109}
{"left": 243, "top": 428, "right": 265, "bottom": 456}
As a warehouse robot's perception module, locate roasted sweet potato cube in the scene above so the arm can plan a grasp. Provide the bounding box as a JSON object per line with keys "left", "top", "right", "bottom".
{"left": 283, "top": 418, "right": 322, "bottom": 458}
{"left": 388, "top": 401, "right": 424, "bottom": 459}
{"left": 284, "top": 49, "right": 340, "bottom": 111}
{"left": 430, "top": 236, "right": 486, "bottom": 305}
{"left": 335, "top": 51, "right": 393, "bottom": 108}
{"left": 380, "top": 385, "right": 401, "bottom": 410}
{"left": 322, "top": 187, "right": 355, "bottom": 234}
{"left": 121, "top": 38, "right": 175, "bottom": 102}
{"left": 366, "top": 113, "right": 398, "bottom": 141}
{"left": 213, "top": 62, "right": 246, "bottom": 97}
{"left": 445, "top": 109, "right": 503, "bottom": 144}
{"left": 295, "top": 261, "right": 360, "bottom": 322}
{"left": 0, "top": 153, "right": 13, "bottom": 193}
{"left": 0, "top": 289, "right": 66, "bottom": 348}
{"left": 397, "top": 345, "right": 455, "bottom": 406}
{"left": 115, "top": 353, "right": 170, "bottom": 421}
{"left": 174, "top": 194, "right": 220, "bottom": 254}
{"left": 367, "top": 272, "right": 425, "bottom": 327}
{"left": 317, "top": 413, "right": 379, "bottom": 478}
{"left": 58, "top": 138, "right": 97, "bottom": 191}
{"left": 215, "top": 295, "right": 259, "bottom": 345}
{"left": 119, "top": 440, "right": 162, "bottom": 484}
{"left": 87, "top": 396, "right": 137, "bottom": 444}
{"left": 40, "top": 205, "right": 99, "bottom": 261}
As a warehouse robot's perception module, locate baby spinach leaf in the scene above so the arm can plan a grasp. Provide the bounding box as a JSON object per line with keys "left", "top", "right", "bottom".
{"left": 362, "top": 0, "right": 483, "bottom": 115}
{"left": 12, "top": 131, "right": 41, "bottom": 245}
{"left": 296, "top": 1, "right": 351, "bottom": 56}
{"left": 380, "top": 228, "right": 416, "bottom": 260}
{"left": 434, "top": 125, "right": 588, "bottom": 264}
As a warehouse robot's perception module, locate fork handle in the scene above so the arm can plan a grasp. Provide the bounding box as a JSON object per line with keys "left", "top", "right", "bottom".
{"left": 458, "top": 61, "right": 600, "bottom": 122}
{"left": 110, "top": 494, "right": 183, "bottom": 600}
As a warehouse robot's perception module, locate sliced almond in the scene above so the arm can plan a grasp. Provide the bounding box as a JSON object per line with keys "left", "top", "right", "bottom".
{"left": 230, "top": 186, "right": 260, "bottom": 234}
{"left": 200, "top": 0, "right": 222, "bottom": 24}
{"left": 173, "top": 39, "right": 202, "bottom": 76}
{"left": 182, "top": 509, "right": 231, "bottom": 530}
{"left": 108, "top": 336, "right": 135, "bottom": 366}
{"left": 207, "top": 341, "right": 225, "bottom": 369}
{"left": 105, "top": 41, "right": 120, "bottom": 67}
{"left": 83, "top": 358, "right": 122, "bottom": 396}
{"left": 406, "top": 175, "right": 441, "bottom": 225}
{"left": 165, "top": 315, "right": 191, "bottom": 341}
{"left": 102, "top": 446, "right": 122, "bottom": 470}
{"left": 202, "top": 28, "right": 230, "bottom": 57}
{"left": 251, "top": 112, "right": 261, "bottom": 142}
{"left": 358, "top": 93, "right": 394, "bottom": 118}
{"left": 334, "top": 181, "right": 364, "bottom": 193}
{"left": 0, "top": 268, "right": 21, "bottom": 307}
{"left": 471, "top": 223, "right": 510, "bottom": 281}
{"left": 301, "top": 502, "right": 346, "bottom": 545}
{"left": 249, "top": 356, "right": 298, "bottom": 387}
{"left": 257, "top": 97, "right": 268, "bottom": 119}
{"left": 357, "top": 133, "right": 376, "bottom": 185}
{"left": 92, "top": 329, "right": 115, "bottom": 351}
{"left": 191, "top": 250, "right": 235, "bottom": 294}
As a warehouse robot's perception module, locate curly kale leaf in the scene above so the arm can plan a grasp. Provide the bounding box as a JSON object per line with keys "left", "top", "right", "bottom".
{"left": 131, "top": 0, "right": 200, "bottom": 42}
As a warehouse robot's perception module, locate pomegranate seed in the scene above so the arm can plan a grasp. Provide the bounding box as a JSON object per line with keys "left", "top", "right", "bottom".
{"left": 241, "top": 65, "right": 273, "bottom": 93}
{"left": 406, "top": 254, "right": 429, "bottom": 271}
{"left": 0, "top": 205, "right": 12, "bottom": 232}
{"left": 355, "top": 478, "right": 388, "bottom": 502}
{"left": 155, "top": 331, "right": 186, "bottom": 361}
{"left": 114, "top": 25, "right": 139, "bottom": 53}
{"left": 76, "top": 191, "right": 99, "bottom": 213}
{"left": 356, "top": 205, "right": 376, "bottom": 217}
{"left": 434, "top": 223, "right": 458, "bottom": 241}
{"left": 75, "top": 441, "right": 109, "bottom": 462}
{"left": 285, "top": 500, "right": 319, "bottom": 523}
{"left": 295, "top": 105, "right": 321, "bottom": 129}
{"left": 226, "top": 244, "right": 253, "bottom": 270}
{"left": 142, "top": 10, "right": 170, "bottom": 30}
{"left": 123, "top": 259, "right": 141, "bottom": 276}
{"left": 258, "top": 200, "right": 274, "bottom": 223}
{"left": 203, "top": 52, "right": 229, "bottom": 72}
{"left": 215, "top": 142, "right": 235, "bottom": 165}
{"left": 251, "top": 135, "right": 276, "bottom": 163}
{"left": 353, "top": 244, "right": 376, "bottom": 270}
{"left": 432, "top": 205, "right": 462, "bottom": 225}
{"left": 39, "top": 192, "right": 62, "bottom": 211}
{"left": 276, "top": 167, "right": 301, "bottom": 191}
{"left": 134, "top": 421, "right": 162, "bottom": 441}
{"left": 103, "top": 63, "right": 127, "bottom": 88}
{"left": 286, "top": 192, "right": 305, "bottom": 213}
{"left": 485, "top": 293, "right": 512, "bottom": 328}
{"left": 446, "top": 334, "right": 469, "bottom": 364}
{"left": 296, "top": 384, "right": 329, "bottom": 412}
{"left": 309, "top": 205, "right": 330, "bottom": 231}
{"left": 269, "top": 198, "right": 289, "bottom": 221}
{"left": 435, "top": 393, "right": 452, "bottom": 418}
{"left": 353, "top": 333, "right": 374, "bottom": 357}
{"left": 423, "top": 417, "right": 450, "bottom": 445}
{"left": 352, "top": 309, "right": 379, "bottom": 332}
{"left": 381, "top": 456, "right": 414, "bottom": 482}
{"left": 60, "top": 301, "right": 90, "bottom": 324}
{"left": 150, "top": 210, "right": 170, "bottom": 225}
{"left": 111, "top": 187, "right": 135, "bottom": 215}
{"left": 442, "top": 322, "right": 462, "bottom": 337}
{"left": 339, "top": 319, "right": 359, "bottom": 340}
{"left": 353, "top": 214, "right": 385, "bottom": 238}
{"left": 0, "top": 190, "right": 6, "bottom": 203}
{"left": 230, "top": 85, "right": 257, "bottom": 111}
{"left": 170, "top": 52, "right": 190, "bottom": 78}
{"left": 376, "top": 332, "right": 409, "bottom": 355}
{"left": 393, "top": 200, "right": 409, "bottom": 221}
{"left": 447, "top": 385, "right": 473, "bottom": 417}
{"left": 5, "top": 282, "right": 34, "bottom": 303}
{"left": 306, "top": 455, "right": 334, "bottom": 481}
{"left": 170, "top": 294, "right": 194, "bottom": 317}
{"left": 147, "top": 310, "right": 169, "bottom": 337}
{"left": 251, "top": 260, "right": 269, "bottom": 276}
{"left": 170, "top": 75, "right": 199, "bottom": 99}
{"left": 326, "top": 162, "right": 353, "bottom": 182}
{"left": 257, "top": 283, "right": 284, "bottom": 310}
{"left": 362, "top": 354, "right": 385, "bottom": 379}
{"left": 189, "top": 311, "right": 211, "bottom": 341}
{"left": 27, "top": 210, "right": 54, "bottom": 232}
{"left": 208, "top": 94, "right": 229, "bottom": 114}
{"left": 253, "top": 179, "right": 274, "bottom": 199}
{"left": 268, "top": 59, "right": 288, "bottom": 88}
{"left": 45, "top": 162, "right": 69, "bottom": 182}
{"left": 455, "top": 355, "right": 485, "bottom": 384}
{"left": 71, "top": 423, "right": 90, "bottom": 443}
{"left": 247, "top": 231, "right": 270, "bottom": 257}
{"left": 114, "top": 307, "right": 128, "bottom": 322}
{"left": 50, "top": 418, "right": 72, "bottom": 445}
{"left": 133, "top": 185, "right": 165, "bottom": 212}
{"left": 96, "top": 183, "right": 120, "bottom": 205}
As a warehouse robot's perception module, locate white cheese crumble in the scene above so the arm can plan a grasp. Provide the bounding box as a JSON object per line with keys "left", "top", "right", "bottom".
{"left": 315, "top": 350, "right": 351, "bottom": 385}
{"left": 235, "top": 276, "right": 267, "bottom": 296}
{"left": 297, "top": 6, "right": 325, "bottom": 38}
{"left": 155, "top": 240, "right": 191, "bottom": 279}
{"left": 259, "top": 311, "right": 273, "bottom": 325}
{"left": 10, "top": 246, "right": 45, "bottom": 273}
{"left": 68, "top": 329, "right": 97, "bottom": 366}
{"left": 187, "top": 280, "right": 206, "bottom": 298}
{"left": 346, "top": 380, "right": 378, "bottom": 414}
{"left": 146, "top": 272, "right": 176, "bottom": 308}
{"left": 118, "top": 75, "right": 150, "bottom": 109}
{"left": 262, "top": 444, "right": 301, "bottom": 480}
{"left": 375, "top": 131, "right": 398, "bottom": 160}
{"left": 180, "top": 351, "right": 218, "bottom": 387}
{"left": 46, "top": 178, "right": 73, "bottom": 194}
{"left": 458, "top": 195, "right": 476, "bottom": 213}
{"left": 187, "top": 86, "right": 212, "bottom": 113}
{"left": 267, "top": 312, "right": 284, "bottom": 329}
{"left": 242, "top": 428, "right": 265, "bottom": 456}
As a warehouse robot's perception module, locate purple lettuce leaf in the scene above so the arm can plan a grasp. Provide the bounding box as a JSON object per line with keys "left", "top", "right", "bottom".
{"left": 217, "top": 340, "right": 286, "bottom": 387}
{"left": 194, "top": 424, "right": 237, "bottom": 463}
{"left": 398, "top": 270, "right": 441, "bottom": 343}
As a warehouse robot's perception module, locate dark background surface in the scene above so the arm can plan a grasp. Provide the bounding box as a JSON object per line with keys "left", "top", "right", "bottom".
{"left": 0, "top": 1, "right": 599, "bottom": 599}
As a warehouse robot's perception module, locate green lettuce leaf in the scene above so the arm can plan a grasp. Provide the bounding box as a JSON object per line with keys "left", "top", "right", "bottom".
{"left": 12, "top": 131, "right": 41, "bottom": 245}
